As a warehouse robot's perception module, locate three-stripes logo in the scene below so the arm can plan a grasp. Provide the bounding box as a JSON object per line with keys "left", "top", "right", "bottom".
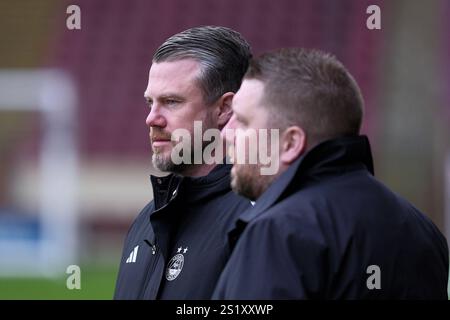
{"left": 126, "top": 245, "right": 139, "bottom": 263}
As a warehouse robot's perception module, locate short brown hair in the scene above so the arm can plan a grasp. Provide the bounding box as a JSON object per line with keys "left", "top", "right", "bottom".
{"left": 153, "top": 26, "right": 252, "bottom": 105}
{"left": 245, "top": 48, "right": 364, "bottom": 147}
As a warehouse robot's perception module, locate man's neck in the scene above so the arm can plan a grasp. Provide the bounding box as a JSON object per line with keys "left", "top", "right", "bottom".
{"left": 180, "top": 163, "right": 218, "bottom": 177}
{"left": 180, "top": 144, "right": 227, "bottom": 177}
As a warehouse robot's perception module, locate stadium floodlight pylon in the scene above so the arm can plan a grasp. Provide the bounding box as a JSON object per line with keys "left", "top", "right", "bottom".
{"left": 0, "top": 69, "right": 79, "bottom": 277}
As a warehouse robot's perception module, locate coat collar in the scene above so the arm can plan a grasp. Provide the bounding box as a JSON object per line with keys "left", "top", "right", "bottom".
{"left": 149, "top": 163, "right": 233, "bottom": 210}
{"left": 237, "top": 135, "right": 374, "bottom": 223}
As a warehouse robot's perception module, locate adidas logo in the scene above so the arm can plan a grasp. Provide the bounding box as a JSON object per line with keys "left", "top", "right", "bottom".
{"left": 126, "top": 245, "right": 139, "bottom": 263}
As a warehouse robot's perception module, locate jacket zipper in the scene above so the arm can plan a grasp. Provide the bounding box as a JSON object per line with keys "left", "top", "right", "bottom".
{"left": 138, "top": 240, "right": 159, "bottom": 299}
{"left": 139, "top": 177, "right": 181, "bottom": 298}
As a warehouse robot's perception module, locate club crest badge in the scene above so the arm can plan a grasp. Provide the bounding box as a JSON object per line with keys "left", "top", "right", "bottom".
{"left": 166, "top": 253, "right": 184, "bottom": 281}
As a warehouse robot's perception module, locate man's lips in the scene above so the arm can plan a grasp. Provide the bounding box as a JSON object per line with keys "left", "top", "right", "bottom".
{"left": 152, "top": 138, "right": 171, "bottom": 147}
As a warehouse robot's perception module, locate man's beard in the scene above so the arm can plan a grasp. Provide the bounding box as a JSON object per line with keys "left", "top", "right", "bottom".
{"left": 152, "top": 150, "right": 183, "bottom": 173}
{"left": 151, "top": 128, "right": 177, "bottom": 172}
{"left": 152, "top": 141, "right": 213, "bottom": 173}
{"left": 230, "top": 163, "right": 276, "bottom": 201}
{"left": 151, "top": 128, "right": 213, "bottom": 174}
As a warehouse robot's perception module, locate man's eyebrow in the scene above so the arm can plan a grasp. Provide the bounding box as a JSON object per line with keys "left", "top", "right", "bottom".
{"left": 144, "top": 93, "right": 185, "bottom": 102}
{"left": 159, "top": 93, "right": 185, "bottom": 101}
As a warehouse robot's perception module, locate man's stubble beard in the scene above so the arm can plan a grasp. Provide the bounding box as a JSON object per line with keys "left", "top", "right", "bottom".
{"left": 230, "top": 163, "right": 277, "bottom": 201}
{"left": 152, "top": 147, "right": 184, "bottom": 173}
{"left": 151, "top": 114, "right": 216, "bottom": 174}
{"left": 150, "top": 127, "right": 180, "bottom": 173}
{"left": 152, "top": 141, "right": 212, "bottom": 174}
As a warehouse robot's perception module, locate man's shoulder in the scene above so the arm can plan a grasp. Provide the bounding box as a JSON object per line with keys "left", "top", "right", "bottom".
{"left": 242, "top": 174, "right": 371, "bottom": 239}
{"left": 134, "top": 200, "right": 155, "bottom": 223}
{"left": 243, "top": 198, "right": 324, "bottom": 247}
{"left": 251, "top": 186, "right": 324, "bottom": 224}
{"left": 124, "top": 200, "right": 155, "bottom": 240}
{"left": 248, "top": 173, "right": 389, "bottom": 230}
{"left": 219, "top": 189, "right": 253, "bottom": 208}
{"left": 248, "top": 170, "right": 447, "bottom": 250}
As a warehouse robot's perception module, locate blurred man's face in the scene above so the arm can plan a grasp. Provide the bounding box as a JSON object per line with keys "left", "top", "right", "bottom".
{"left": 144, "top": 59, "right": 215, "bottom": 173}
{"left": 224, "top": 79, "right": 279, "bottom": 201}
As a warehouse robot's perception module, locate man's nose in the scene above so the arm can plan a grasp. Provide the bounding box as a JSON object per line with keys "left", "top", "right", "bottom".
{"left": 145, "top": 105, "right": 166, "bottom": 128}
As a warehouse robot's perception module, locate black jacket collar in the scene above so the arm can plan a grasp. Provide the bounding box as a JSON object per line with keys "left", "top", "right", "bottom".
{"left": 147, "top": 163, "right": 234, "bottom": 258}
{"left": 238, "top": 135, "right": 374, "bottom": 223}
{"left": 150, "top": 163, "right": 233, "bottom": 210}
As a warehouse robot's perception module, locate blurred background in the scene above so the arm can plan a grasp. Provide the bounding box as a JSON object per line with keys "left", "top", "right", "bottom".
{"left": 0, "top": 0, "right": 449, "bottom": 299}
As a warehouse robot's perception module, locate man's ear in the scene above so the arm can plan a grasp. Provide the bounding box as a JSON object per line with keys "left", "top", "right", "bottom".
{"left": 215, "top": 92, "right": 234, "bottom": 130}
{"left": 280, "top": 126, "right": 307, "bottom": 165}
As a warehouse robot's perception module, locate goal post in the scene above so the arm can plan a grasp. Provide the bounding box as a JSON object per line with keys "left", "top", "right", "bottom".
{"left": 0, "top": 69, "right": 79, "bottom": 277}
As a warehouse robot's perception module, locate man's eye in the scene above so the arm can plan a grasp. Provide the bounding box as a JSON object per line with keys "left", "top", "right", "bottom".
{"left": 166, "top": 99, "right": 179, "bottom": 105}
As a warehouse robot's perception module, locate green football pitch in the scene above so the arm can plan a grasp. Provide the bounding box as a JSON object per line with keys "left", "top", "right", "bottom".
{"left": 1, "top": 264, "right": 449, "bottom": 299}
{"left": 0, "top": 264, "right": 118, "bottom": 300}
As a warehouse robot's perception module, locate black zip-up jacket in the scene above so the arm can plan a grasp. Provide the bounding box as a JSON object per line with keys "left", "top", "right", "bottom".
{"left": 213, "top": 135, "right": 449, "bottom": 299}
{"left": 114, "top": 164, "right": 251, "bottom": 299}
